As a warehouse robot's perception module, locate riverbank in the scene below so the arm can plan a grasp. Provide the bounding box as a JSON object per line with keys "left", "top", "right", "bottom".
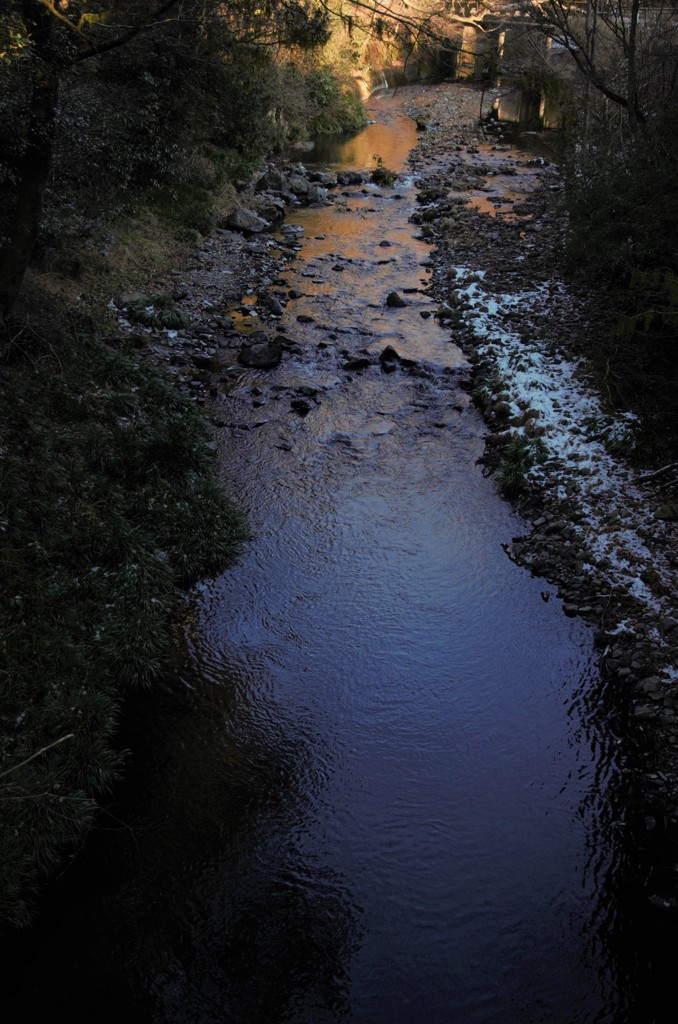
{"left": 404, "top": 82, "right": 678, "bottom": 907}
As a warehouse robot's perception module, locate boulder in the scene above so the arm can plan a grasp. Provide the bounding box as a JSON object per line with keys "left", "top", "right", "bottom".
{"left": 307, "top": 184, "right": 328, "bottom": 205}
{"left": 257, "top": 199, "right": 286, "bottom": 227}
{"left": 386, "top": 291, "right": 408, "bottom": 308}
{"left": 226, "top": 208, "right": 269, "bottom": 233}
{"left": 656, "top": 502, "right": 678, "bottom": 521}
{"left": 337, "top": 170, "right": 364, "bottom": 185}
{"left": 288, "top": 174, "right": 310, "bottom": 196}
{"left": 255, "top": 167, "right": 289, "bottom": 192}
{"left": 309, "top": 171, "right": 337, "bottom": 187}
{"left": 343, "top": 356, "right": 372, "bottom": 371}
{"left": 238, "top": 334, "right": 283, "bottom": 369}
{"left": 379, "top": 345, "right": 399, "bottom": 365}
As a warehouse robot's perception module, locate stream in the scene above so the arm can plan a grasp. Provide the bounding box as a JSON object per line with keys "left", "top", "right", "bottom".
{"left": 1, "top": 89, "right": 643, "bottom": 1023}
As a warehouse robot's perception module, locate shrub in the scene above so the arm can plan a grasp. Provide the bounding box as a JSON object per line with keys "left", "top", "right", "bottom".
{"left": 497, "top": 437, "right": 547, "bottom": 498}
{"left": 0, "top": 317, "right": 248, "bottom": 929}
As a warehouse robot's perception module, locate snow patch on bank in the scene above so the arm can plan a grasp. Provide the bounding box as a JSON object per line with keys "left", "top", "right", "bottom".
{"left": 451, "top": 267, "right": 676, "bottom": 653}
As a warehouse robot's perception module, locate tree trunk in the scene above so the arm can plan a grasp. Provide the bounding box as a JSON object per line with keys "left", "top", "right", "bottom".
{"left": 626, "top": 0, "right": 642, "bottom": 134}
{"left": 0, "top": 58, "right": 59, "bottom": 326}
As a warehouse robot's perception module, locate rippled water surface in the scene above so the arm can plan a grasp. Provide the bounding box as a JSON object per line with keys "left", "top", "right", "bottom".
{"left": 1, "top": 88, "right": 638, "bottom": 1024}
{"left": 186, "top": 91, "right": 626, "bottom": 1023}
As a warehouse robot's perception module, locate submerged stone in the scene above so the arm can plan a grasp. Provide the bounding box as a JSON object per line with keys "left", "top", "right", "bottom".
{"left": 238, "top": 334, "right": 283, "bottom": 369}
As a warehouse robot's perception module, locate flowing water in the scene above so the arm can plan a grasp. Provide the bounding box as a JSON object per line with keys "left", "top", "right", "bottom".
{"left": 1, "top": 89, "right": 643, "bottom": 1023}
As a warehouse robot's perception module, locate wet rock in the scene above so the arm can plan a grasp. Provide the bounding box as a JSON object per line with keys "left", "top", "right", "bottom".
{"left": 289, "top": 174, "right": 310, "bottom": 196}
{"left": 255, "top": 167, "right": 289, "bottom": 192}
{"left": 238, "top": 334, "right": 283, "bottom": 369}
{"left": 189, "top": 349, "right": 218, "bottom": 369}
{"left": 386, "top": 291, "right": 408, "bottom": 308}
{"left": 226, "top": 208, "right": 269, "bottom": 233}
{"left": 257, "top": 199, "right": 286, "bottom": 227}
{"left": 379, "top": 345, "right": 399, "bottom": 365}
{"left": 309, "top": 171, "right": 337, "bottom": 187}
{"left": 656, "top": 503, "right": 678, "bottom": 521}
{"left": 307, "top": 184, "right": 328, "bottom": 204}
{"left": 337, "top": 170, "right": 364, "bottom": 185}
{"left": 290, "top": 398, "right": 312, "bottom": 416}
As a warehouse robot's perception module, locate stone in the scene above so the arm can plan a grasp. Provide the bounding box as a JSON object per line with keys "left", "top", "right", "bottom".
{"left": 226, "top": 208, "right": 269, "bottom": 233}
{"left": 288, "top": 174, "right": 310, "bottom": 195}
{"left": 336, "top": 170, "right": 364, "bottom": 185}
{"left": 379, "top": 345, "right": 399, "bottom": 364}
{"left": 343, "top": 357, "right": 371, "bottom": 371}
{"left": 309, "top": 171, "right": 337, "bottom": 187}
{"left": 307, "top": 184, "right": 328, "bottom": 204}
{"left": 238, "top": 335, "right": 283, "bottom": 369}
{"left": 255, "top": 167, "right": 289, "bottom": 192}
{"left": 190, "top": 349, "right": 217, "bottom": 369}
{"left": 656, "top": 502, "right": 678, "bottom": 522}
{"left": 386, "top": 291, "right": 408, "bottom": 308}
{"left": 257, "top": 199, "right": 286, "bottom": 226}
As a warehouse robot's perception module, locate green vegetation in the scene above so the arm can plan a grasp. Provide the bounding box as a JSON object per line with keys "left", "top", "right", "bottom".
{"left": 497, "top": 436, "right": 548, "bottom": 498}
{"left": 371, "top": 154, "right": 398, "bottom": 187}
{"left": 308, "top": 66, "right": 367, "bottom": 135}
{"left": 513, "top": 1, "right": 678, "bottom": 454}
{"left": 0, "top": 307, "right": 248, "bottom": 929}
{"left": 561, "top": 121, "right": 678, "bottom": 452}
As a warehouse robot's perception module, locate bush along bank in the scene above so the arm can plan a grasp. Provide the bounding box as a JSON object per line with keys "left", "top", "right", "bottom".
{"left": 0, "top": 306, "right": 248, "bottom": 931}
{"left": 0, "top": 50, "right": 371, "bottom": 929}
{"left": 0, "top": 112, "right": 374, "bottom": 931}
{"left": 407, "top": 83, "right": 678, "bottom": 911}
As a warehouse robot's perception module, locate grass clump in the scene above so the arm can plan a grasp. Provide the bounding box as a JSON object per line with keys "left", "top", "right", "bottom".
{"left": 371, "top": 155, "right": 397, "bottom": 188}
{"left": 151, "top": 182, "right": 216, "bottom": 241}
{"left": 0, "top": 311, "right": 248, "bottom": 930}
{"left": 497, "top": 436, "right": 548, "bottom": 498}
